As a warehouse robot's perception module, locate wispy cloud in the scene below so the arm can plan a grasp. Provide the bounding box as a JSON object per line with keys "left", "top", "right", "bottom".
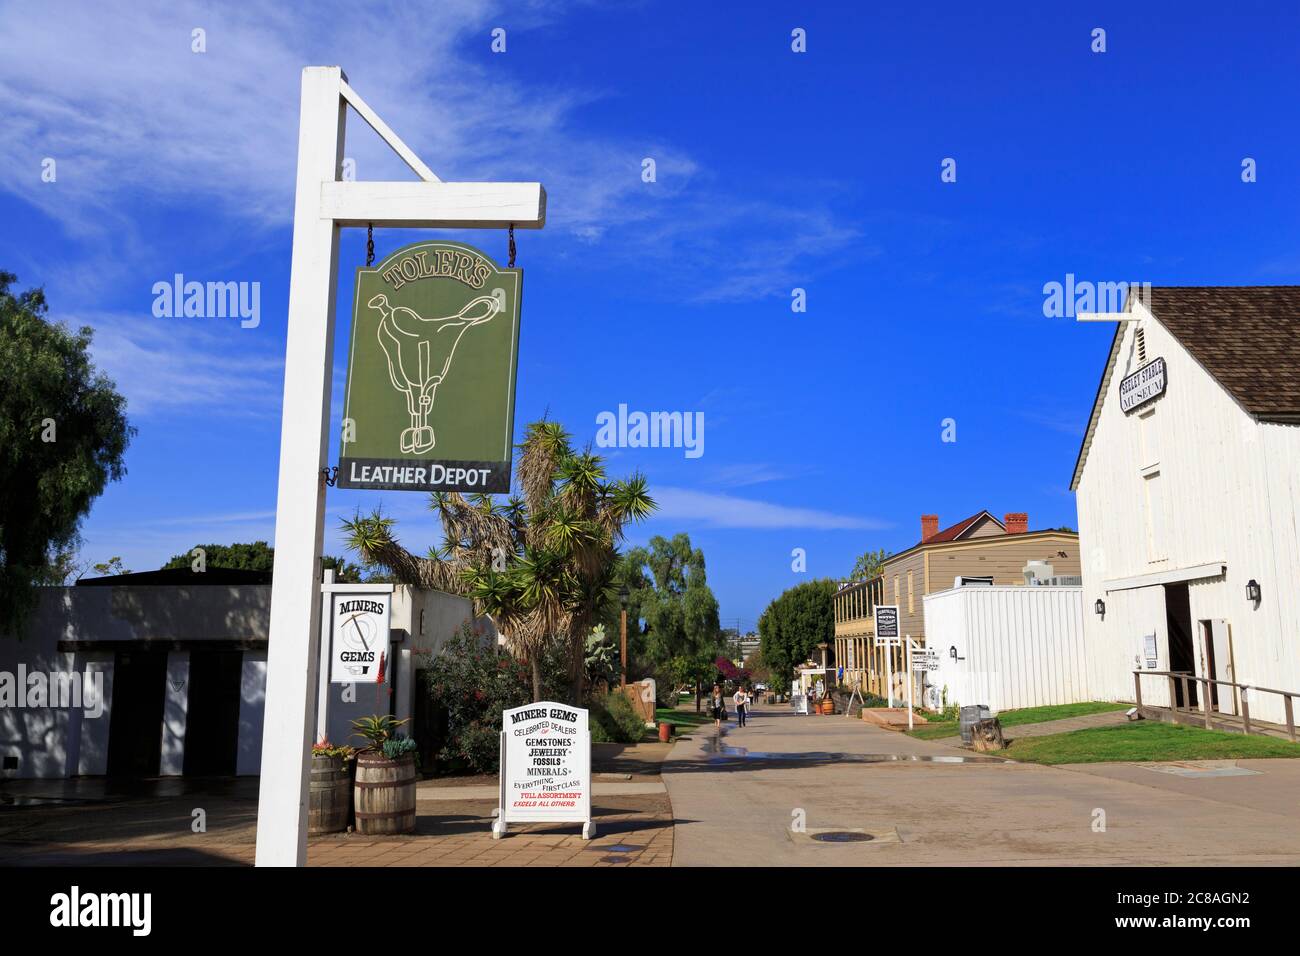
{"left": 0, "top": 1, "right": 857, "bottom": 306}
{"left": 650, "top": 485, "right": 888, "bottom": 531}
{"left": 705, "top": 462, "right": 817, "bottom": 488}
{"left": 74, "top": 310, "right": 284, "bottom": 418}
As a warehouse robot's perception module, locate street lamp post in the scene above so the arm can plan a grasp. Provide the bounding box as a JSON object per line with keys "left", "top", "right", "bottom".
{"left": 619, "top": 584, "right": 630, "bottom": 688}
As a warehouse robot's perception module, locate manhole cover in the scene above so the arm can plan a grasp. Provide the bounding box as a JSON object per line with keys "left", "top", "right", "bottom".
{"left": 811, "top": 831, "right": 874, "bottom": 843}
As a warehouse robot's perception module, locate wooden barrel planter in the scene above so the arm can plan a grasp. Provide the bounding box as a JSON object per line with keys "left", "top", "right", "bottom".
{"left": 354, "top": 752, "right": 417, "bottom": 835}
{"left": 307, "top": 755, "right": 351, "bottom": 836}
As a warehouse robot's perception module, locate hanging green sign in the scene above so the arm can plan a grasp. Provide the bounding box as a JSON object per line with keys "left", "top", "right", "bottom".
{"left": 337, "top": 239, "right": 521, "bottom": 493}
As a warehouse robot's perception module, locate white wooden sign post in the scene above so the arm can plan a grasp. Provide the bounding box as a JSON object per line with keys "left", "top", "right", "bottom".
{"left": 254, "top": 66, "right": 545, "bottom": 867}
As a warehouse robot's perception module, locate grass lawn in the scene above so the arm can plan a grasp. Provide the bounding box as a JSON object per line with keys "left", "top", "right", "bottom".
{"left": 654, "top": 706, "right": 713, "bottom": 737}
{"left": 998, "top": 721, "right": 1300, "bottom": 765}
{"left": 905, "top": 701, "right": 1130, "bottom": 741}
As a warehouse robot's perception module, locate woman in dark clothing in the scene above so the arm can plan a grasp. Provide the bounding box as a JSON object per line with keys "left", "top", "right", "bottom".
{"left": 710, "top": 683, "right": 726, "bottom": 731}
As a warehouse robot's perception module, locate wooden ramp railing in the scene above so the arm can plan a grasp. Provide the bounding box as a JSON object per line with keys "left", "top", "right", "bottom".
{"left": 1134, "top": 670, "right": 1297, "bottom": 743}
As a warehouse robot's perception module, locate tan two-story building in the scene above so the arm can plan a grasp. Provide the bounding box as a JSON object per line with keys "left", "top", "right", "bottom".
{"left": 833, "top": 512, "right": 1081, "bottom": 698}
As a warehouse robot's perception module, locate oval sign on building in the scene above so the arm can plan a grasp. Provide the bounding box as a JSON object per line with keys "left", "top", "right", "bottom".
{"left": 1119, "top": 357, "right": 1167, "bottom": 414}
{"left": 338, "top": 240, "right": 522, "bottom": 493}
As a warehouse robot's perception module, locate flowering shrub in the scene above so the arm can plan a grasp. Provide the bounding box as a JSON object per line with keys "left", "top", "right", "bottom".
{"left": 421, "top": 624, "right": 560, "bottom": 773}
{"left": 311, "top": 738, "right": 356, "bottom": 760}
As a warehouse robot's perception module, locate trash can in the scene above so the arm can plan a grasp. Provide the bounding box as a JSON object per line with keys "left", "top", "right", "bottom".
{"left": 959, "top": 705, "right": 992, "bottom": 744}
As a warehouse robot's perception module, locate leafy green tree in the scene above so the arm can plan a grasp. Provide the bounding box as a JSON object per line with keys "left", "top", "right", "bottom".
{"left": 343, "top": 420, "right": 655, "bottom": 703}
{"left": 623, "top": 533, "right": 723, "bottom": 711}
{"left": 91, "top": 557, "right": 131, "bottom": 577}
{"left": 0, "top": 273, "right": 133, "bottom": 635}
{"left": 163, "top": 541, "right": 275, "bottom": 572}
{"left": 758, "top": 578, "right": 837, "bottom": 694}
{"left": 161, "top": 542, "right": 366, "bottom": 582}
{"left": 849, "top": 547, "right": 890, "bottom": 582}
{"left": 32, "top": 543, "right": 86, "bottom": 586}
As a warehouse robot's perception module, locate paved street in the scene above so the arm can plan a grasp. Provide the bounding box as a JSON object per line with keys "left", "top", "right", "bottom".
{"left": 662, "top": 702, "right": 1300, "bottom": 866}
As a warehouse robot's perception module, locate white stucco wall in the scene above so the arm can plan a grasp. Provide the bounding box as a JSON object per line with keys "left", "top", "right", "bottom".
{"left": 159, "top": 652, "right": 191, "bottom": 776}
{"left": 237, "top": 652, "right": 267, "bottom": 776}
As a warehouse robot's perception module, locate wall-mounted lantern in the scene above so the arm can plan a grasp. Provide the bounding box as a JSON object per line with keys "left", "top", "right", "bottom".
{"left": 1094, "top": 599, "right": 1106, "bottom": 617}
{"left": 1246, "top": 579, "right": 1261, "bottom": 605}
{"left": 949, "top": 645, "right": 958, "bottom": 660}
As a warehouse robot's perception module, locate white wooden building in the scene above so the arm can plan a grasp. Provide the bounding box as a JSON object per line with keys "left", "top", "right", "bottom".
{"left": 924, "top": 585, "right": 1088, "bottom": 713}
{"left": 1072, "top": 287, "right": 1300, "bottom": 725}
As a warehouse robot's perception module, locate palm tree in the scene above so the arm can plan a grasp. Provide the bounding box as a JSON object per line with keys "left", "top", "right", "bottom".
{"left": 341, "top": 420, "right": 655, "bottom": 702}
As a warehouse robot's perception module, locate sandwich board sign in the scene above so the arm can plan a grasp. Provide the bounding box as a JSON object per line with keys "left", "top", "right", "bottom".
{"left": 493, "top": 701, "right": 595, "bottom": 840}
{"left": 328, "top": 590, "right": 391, "bottom": 683}
{"left": 338, "top": 239, "right": 522, "bottom": 494}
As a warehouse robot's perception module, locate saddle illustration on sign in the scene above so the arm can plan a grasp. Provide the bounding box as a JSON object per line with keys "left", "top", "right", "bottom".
{"left": 368, "top": 291, "right": 501, "bottom": 454}
{"left": 338, "top": 239, "right": 522, "bottom": 494}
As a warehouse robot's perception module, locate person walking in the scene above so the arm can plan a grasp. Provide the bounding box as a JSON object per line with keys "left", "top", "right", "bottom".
{"left": 732, "top": 684, "right": 748, "bottom": 727}
{"left": 710, "top": 683, "right": 727, "bottom": 732}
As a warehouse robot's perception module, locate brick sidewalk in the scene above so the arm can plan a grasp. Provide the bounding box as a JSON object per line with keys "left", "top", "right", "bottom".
{"left": 0, "top": 792, "right": 673, "bottom": 867}
{"left": 308, "top": 794, "right": 672, "bottom": 867}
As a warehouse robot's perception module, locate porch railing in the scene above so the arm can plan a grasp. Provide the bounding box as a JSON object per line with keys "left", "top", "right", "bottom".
{"left": 1133, "top": 669, "right": 1297, "bottom": 742}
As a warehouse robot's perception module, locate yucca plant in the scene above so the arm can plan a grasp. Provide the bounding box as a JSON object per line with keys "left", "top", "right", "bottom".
{"left": 341, "top": 418, "right": 655, "bottom": 703}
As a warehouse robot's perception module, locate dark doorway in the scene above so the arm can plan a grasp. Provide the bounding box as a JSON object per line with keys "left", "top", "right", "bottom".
{"left": 412, "top": 668, "right": 446, "bottom": 776}
{"left": 1164, "top": 583, "right": 1197, "bottom": 709}
{"left": 106, "top": 649, "right": 168, "bottom": 777}
{"left": 183, "top": 650, "right": 244, "bottom": 777}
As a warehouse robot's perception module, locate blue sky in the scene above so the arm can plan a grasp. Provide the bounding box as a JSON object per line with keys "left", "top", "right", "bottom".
{"left": 3, "top": 1, "right": 1299, "bottom": 630}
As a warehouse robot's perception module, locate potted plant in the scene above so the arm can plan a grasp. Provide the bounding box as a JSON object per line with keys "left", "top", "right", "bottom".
{"left": 308, "top": 739, "right": 356, "bottom": 835}
{"left": 350, "top": 715, "right": 418, "bottom": 835}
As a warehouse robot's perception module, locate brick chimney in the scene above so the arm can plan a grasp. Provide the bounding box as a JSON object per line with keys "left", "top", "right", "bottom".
{"left": 921, "top": 514, "right": 939, "bottom": 542}
{"left": 1004, "top": 512, "right": 1028, "bottom": 535}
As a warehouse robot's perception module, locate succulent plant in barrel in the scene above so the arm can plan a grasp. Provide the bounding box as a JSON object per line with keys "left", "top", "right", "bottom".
{"left": 349, "top": 714, "right": 411, "bottom": 752}
{"left": 308, "top": 738, "right": 356, "bottom": 836}
{"left": 350, "top": 716, "right": 419, "bottom": 835}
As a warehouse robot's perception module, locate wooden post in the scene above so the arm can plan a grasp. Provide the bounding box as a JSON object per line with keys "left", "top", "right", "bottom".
{"left": 254, "top": 67, "right": 546, "bottom": 867}
{"left": 255, "top": 66, "right": 347, "bottom": 868}
{"left": 1285, "top": 694, "right": 1296, "bottom": 744}
{"left": 1133, "top": 671, "right": 1142, "bottom": 710}
{"left": 1203, "top": 679, "right": 1212, "bottom": 729}
{"left": 1167, "top": 674, "right": 1177, "bottom": 713}
{"left": 1180, "top": 675, "right": 1190, "bottom": 716}
{"left": 1241, "top": 687, "right": 1251, "bottom": 736}
{"left": 619, "top": 607, "right": 627, "bottom": 688}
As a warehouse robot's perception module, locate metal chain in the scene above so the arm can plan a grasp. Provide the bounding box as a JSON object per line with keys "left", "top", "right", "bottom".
{"left": 508, "top": 223, "right": 516, "bottom": 269}
{"left": 366, "top": 223, "right": 375, "bottom": 267}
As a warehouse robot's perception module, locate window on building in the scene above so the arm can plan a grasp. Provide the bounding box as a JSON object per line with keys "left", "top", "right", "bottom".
{"left": 894, "top": 575, "right": 900, "bottom": 606}
{"left": 1139, "top": 407, "right": 1159, "bottom": 470}
{"left": 907, "top": 570, "right": 914, "bottom": 613}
